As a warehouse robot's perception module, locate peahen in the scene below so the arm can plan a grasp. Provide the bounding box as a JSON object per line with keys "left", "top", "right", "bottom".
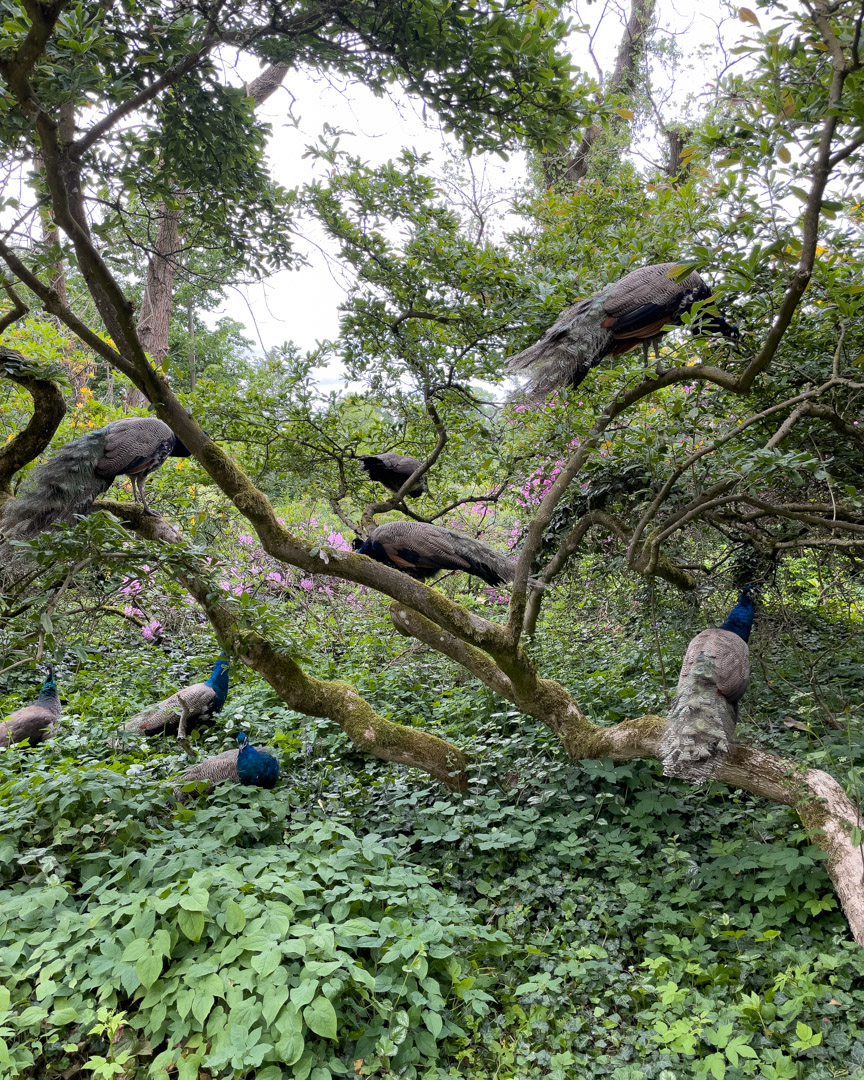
{"left": 353, "top": 521, "right": 525, "bottom": 587}
{"left": 121, "top": 656, "right": 229, "bottom": 739}
{"left": 359, "top": 453, "right": 428, "bottom": 498}
{"left": 508, "top": 262, "right": 739, "bottom": 399}
{"left": 1, "top": 417, "right": 192, "bottom": 539}
{"left": 173, "top": 732, "right": 279, "bottom": 799}
{"left": 659, "top": 585, "right": 757, "bottom": 782}
{"left": 0, "top": 664, "right": 61, "bottom": 747}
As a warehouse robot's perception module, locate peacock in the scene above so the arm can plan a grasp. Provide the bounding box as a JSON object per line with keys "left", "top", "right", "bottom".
{"left": 121, "top": 656, "right": 229, "bottom": 740}
{"left": 0, "top": 664, "right": 61, "bottom": 747}
{"left": 508, "top": 262, "right": 739, "bottom": 399}
{"left": 359, "top": 453, "right": 428, "bottom": 498}
{"left": 173, "top": 732, "right": 279, "bottom": 799}
{"left": 1, "top": 417, "right": 192, "bottom": 539}
{"left": 353, "top": 521, "right": 525, "bottom": 587}
{"left": 659, "top": 585, "right": 757, "bottom": 782}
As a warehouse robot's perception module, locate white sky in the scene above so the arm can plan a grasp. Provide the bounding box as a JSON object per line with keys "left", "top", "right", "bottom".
{"left": 208, "top": 2, "right": 748, "bottom": 386}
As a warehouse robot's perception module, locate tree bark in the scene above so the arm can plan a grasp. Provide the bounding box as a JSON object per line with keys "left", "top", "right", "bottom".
{"left": 124, "top": 199, "right": 183, "bottom": 410}
{"left": 95, "top": 500, "right": 469, "bottom": 790}
{"left": 124, "top": 63, "right": 290, "bottom": 409}
{"left": 544, "top": 0, "right": 656, "bottom": 186}
{"left": 0, "top": 347, "right": 67, "bottom": 506}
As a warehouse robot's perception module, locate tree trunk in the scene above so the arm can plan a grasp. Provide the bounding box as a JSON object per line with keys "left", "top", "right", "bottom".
{"left": 124, "top": 200, "right": 182, "bottom": 410}
{"left": 0, "top": 347, "right": 67, "bottom": 506}
{"left": 123, "top": 64, "right": 290, "bottom": 410}
{"left": 544, "top": 0, "right": 656, "bottom": 186}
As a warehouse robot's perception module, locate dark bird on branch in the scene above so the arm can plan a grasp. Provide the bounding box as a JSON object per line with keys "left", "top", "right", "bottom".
{"left": 0, "top": 417, "right": 192, "bottom": 539}
{"left": 173, "top": 732, "right": 279, "bottom": 799}
{"left": 359, "top": 453, "right": 428, "bottom": 497}
{"left": 353, "top": 521, "right": 523, "bottom": 587}
{"left": 508, "top": 262, "right": 739, "bottom": 399}
{"left": 121, "top": 656, "right": 229, "bottom": 740}
{"left": 659, "top": 585, "right": 757, "bottom": 782}
{"left": 0, "top": 664, "right": 61, "bottom": 747}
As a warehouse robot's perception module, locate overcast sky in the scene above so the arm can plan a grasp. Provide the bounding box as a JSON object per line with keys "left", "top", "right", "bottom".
{"left": 208, "top": 2, "right": 746, "bottom": 384}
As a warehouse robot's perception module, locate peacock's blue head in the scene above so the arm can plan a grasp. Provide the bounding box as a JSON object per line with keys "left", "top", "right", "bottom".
{"left": 720, "top": 584, "right": 758, "bottom": 642}
{"left": 207, "top": 656, "right": 230, "bottom": 711}
{"left": 237, "top": 732, "right": 248, "bottom": 750}
{"left": 37, "top": 663, "right": 58, "bottom": 700}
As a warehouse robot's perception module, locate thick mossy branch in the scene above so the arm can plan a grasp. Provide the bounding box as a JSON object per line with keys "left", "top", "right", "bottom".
{"left": 0, "top": 349, "right": 67, "bottom": 505}
{"left": 97, "top": 501, "right": 467, "bottom": 790}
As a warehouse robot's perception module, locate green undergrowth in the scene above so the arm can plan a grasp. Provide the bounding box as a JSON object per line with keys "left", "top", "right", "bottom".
{"left": 2, "top": 588, "right": 864, "bottom": 1079}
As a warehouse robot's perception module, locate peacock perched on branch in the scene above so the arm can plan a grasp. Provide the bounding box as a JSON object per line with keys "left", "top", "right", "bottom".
{"left": 120, "top": 657, "right": 229, "bottom": 740}
{"left": 173, "top": 732, "right": 279, "bottom": 800}
{"left": 0, "top": 417, "right": 192, "bottom": 539}
{"left": 659, "top": 585, "right": 757, "bottom": 782}
{"left": 508, "top": 262, "right": 739, "bottom": 399}
{"left": 0, "top": 664, "right": 61, "bottom": 747}
{"left": 359, "top": 453, "right": 428, "bottom": 498}
{"left": 353, "top": 521, "right": 527, "bottom": 587}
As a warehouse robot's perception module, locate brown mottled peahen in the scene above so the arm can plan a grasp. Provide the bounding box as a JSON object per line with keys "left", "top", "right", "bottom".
{"left": 120, "top": 657, "right": 229, "bottom": 740}
{"left": 659, "top": 585, "right": 757, "bottom": 782}
{"left": 359, "top": 453, "right": 428, "bottom": 497}
{"left": 354, "top": 521, "right": 526, "bottom": 587}
{"left": 173, "top": 732, "right": 279, "bottom": 799}
{"left": 508, "top": 262, "right": 738, "bottom": 399}
{"left": 1, "top": 417, "right": 192, "bottom": 539}
{"left": 0, "top": 664, "right": 61, "bottom": 747}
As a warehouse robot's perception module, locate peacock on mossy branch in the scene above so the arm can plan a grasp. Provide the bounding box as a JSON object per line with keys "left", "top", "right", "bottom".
{"left": 353, "top": 521, "right": 529, "bottom": 587}
{"left": 121, "top": 657, "right": 229, "bottom": 740}
{"left": 1, "top": 417, "right": 191, "bottom": 539}
{"left": 173, "top": 732, "right": 279, "bottom": 800}
{"left": 0, "top": 664, "right": 61, "bottom": 747}
{"left": 508, "top": 262, "right": 738, "bottom": 399}
{"left": 659, "top": 585, "right": 757, "bottom": 782}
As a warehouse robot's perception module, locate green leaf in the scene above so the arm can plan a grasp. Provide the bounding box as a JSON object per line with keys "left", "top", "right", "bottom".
{"left": 135, "top": 951, "right": 162, "bottom": 990}
{"left": 303, "top": 996, "right": 338, "bottom": 1040}
{"left": 177, "top": 908, "right": 205, "bottom": 942}
{"left": 225, "top": 899, "right": 246, "bottom": 933}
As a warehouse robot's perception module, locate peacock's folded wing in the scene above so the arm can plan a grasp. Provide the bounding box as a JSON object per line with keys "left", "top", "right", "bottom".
{"left": 124, "top": 681, "right": 217, "bottom": 735}
{"left": 678, "top": 628, "right": 750, "bottom": 704}
{"left": 172, "top": 748, "right": 240, "bottom": 800}
{"left": 0, "top": 704, "right": 58, "bottom": 747}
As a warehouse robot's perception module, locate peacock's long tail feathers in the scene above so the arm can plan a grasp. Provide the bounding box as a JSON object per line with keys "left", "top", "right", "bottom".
{"left": 1, "top": 429, "right": 110, "bottom": 538}
{"left": 508, "top": 300, "right": 612, "bottom": 401}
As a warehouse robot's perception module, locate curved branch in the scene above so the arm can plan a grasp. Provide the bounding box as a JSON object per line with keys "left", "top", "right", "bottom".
{"left": 0, "top": 347, "right": 67, "bottom": 504}
{"left": 96, "top": 500, "right": 468, "bottom": 789}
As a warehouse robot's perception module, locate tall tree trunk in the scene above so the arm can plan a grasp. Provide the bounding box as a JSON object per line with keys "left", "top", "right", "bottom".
{"left": 37, "top": 103, "right": 91, "bottom": 402}
{"left": 187, "top": 299, "right": 196, "bottom": 392}
{"left": 544, "top": 0, "right": 656, "bottom": 187}
{"left": 124, "top": 200, "right": 182, "bottom": 410}
{"left": 124, "top": 63, "right": 289, "bottom": 410}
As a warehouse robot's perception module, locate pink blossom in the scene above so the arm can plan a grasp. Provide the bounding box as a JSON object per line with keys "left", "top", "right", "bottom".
{"left": 277, "top": 517, "right": 286, "bottom": 525}
{"left": 326, "top": 531, "right": 350, "bottom": 551}
{"left": 120, "top": 576, "right": 141, "bottom": 595}
{"left": 238, "top": 534, "right": 254, "bottom": 546}
{"left": 219, "top": 580, "right": 232, "bottom": 591}
{"left": 300, "top": 578, "right": 314, "bottom": 591}
{"left": 141, "top": 620, "right": 162, "bottom": 642}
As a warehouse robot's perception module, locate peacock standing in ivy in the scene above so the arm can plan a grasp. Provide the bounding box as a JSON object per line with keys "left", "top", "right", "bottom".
{"left": 659, "top": 585, "right": 757, "bottom": 782}
{"left": 173, "top": 732, "right": 279, "bottom": 799}
{"left": 120, "top": 656, "right": 229, "bottom": 740}
{"left": 0, "top": 664, "right": 61, "bottom": 747}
